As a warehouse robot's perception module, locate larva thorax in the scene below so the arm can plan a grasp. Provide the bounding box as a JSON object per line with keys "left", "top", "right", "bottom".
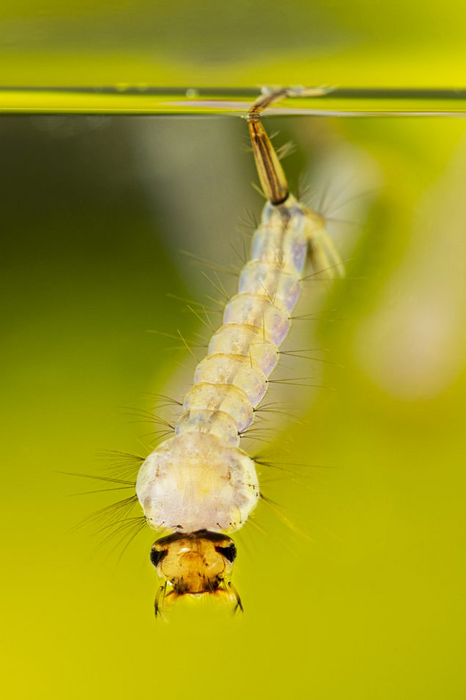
{"left": 136, "top": 88, "right": 343, "bottom": 615}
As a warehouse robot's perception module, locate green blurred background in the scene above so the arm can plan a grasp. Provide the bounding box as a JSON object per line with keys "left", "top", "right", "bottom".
{"left": 1, "top": 0, "right": 466, "bottom": 87}
{"left": 1, "top": 1, "right": 466, "bottom": 699}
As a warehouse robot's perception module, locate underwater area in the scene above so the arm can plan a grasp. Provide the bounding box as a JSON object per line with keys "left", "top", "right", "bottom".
{"left": 1, "top": 107, "right": 466, "bottom": 699}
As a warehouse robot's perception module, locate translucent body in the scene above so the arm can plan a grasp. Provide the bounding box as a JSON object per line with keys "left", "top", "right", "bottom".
{"left": 136, "top": 196, "right": 312, "bottom": 534}
{"left": 135, "top": 89, "right": 345, "bottom": 615}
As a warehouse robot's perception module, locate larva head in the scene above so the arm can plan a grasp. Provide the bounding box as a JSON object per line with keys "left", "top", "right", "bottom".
{"left": 150, "top": 530, "right": 241, "bottom": 615}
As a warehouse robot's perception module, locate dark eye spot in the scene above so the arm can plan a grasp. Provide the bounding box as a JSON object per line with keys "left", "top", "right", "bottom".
{"left": 215, "top": 543, "right": 237, "bottom": 563}
{"left": 150, "top": 548, "right": 168, "bottom": 568}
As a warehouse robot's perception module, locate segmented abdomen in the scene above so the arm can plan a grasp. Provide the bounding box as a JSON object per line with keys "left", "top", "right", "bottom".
{"left": 177, "top": 196, "right": 308, "bottom": 446}
{"left": 136, "top": 196, "right": 310, "bottom": 532}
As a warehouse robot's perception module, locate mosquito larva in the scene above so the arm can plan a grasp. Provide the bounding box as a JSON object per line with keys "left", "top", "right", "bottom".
{"left": 135, "top": 86, "right": 344, "bottom": 616}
